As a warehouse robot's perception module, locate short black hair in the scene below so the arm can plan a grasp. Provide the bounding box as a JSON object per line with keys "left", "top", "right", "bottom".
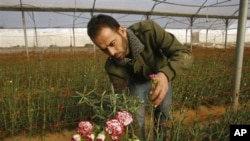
{"left": 87, "top": 14, "right": 120, "bottom": 39}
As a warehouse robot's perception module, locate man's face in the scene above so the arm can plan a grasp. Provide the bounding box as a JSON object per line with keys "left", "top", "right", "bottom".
{"left": 92, "top": 26, "right": 129, "bottom": 60}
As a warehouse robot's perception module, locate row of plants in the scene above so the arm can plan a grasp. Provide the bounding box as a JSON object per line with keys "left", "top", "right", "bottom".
{"left": 0, "top": 52, "right": 110, "bottom": 140}
{"left": 0, "top": 48, "right": 249, "bottom": 140}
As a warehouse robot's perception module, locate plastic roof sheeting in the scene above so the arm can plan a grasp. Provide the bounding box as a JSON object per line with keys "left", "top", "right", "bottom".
{"left": 0, "top": 0, "right": 249, "bottom": 29}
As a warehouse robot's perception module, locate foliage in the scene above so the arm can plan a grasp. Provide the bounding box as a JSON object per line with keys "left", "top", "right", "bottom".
{"left": 73, "top": 86, "right": 141, "bottom": 126}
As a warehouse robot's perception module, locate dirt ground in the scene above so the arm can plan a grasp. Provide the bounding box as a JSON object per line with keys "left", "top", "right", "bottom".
{"left": 3, "top": 130, "right": 75, "bottom": 141}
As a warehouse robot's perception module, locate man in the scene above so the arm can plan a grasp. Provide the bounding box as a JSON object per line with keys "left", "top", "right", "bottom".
{"left": 87, "top": 14, "right": 193, "bottom": 141}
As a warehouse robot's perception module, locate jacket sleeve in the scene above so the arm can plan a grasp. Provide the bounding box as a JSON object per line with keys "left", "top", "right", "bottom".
{"left": 150, "top": 20, "right": 193, "bottom": 81}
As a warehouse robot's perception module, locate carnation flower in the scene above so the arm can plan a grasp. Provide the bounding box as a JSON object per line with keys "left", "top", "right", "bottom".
{"left": 115, "top": 111, "right": 133, "bottom": 126}
{"left": 71, "top": 134, "right": 82, "bottom": 141}
{"left": 149, "top": 74, "right": 158, "bottom": 89}
{"left": 77, "top": 121, "right": 94, "bottom": 139}
{"left": 149, "top": 74, "right": 157, "bottom": 79}
{"left": 105, "top": 118, "right": 125, "bottom": 140}
{"left": 149, "top": 74, "right": 158, "bottom": 85}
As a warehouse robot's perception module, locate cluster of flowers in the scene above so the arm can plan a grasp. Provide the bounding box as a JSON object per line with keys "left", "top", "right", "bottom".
{"left": 71, "top": 110, "right": 133, "bottom": 141}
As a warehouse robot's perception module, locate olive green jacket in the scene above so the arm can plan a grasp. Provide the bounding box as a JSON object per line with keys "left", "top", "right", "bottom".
{"left": 105, "top": 20, "right": 193, "bottom": 88}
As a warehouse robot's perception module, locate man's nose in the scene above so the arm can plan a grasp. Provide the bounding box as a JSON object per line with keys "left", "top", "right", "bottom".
{"left": 107, "top": 47, "right": 116, "bottom": 56}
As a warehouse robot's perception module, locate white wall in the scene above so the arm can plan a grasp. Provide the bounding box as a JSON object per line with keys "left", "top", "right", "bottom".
{"left": 0, "top": 28, "right": 92, "bottom": 47}
{"left": 1, "top": 28, "right": 250, "bottom": 48}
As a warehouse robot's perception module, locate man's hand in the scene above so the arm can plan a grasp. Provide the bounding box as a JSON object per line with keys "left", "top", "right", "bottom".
{"left": 149, "top": 72, "right": 169, "bottom": 107}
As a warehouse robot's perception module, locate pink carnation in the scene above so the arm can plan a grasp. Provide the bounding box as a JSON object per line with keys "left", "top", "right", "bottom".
{"left": 149, "top": 74, "right": 158, "bottom": 79}
{"left": 115, "top": 111, "right": 133, "bottom": 126}
{"left": 77, "top": 121, "right": 94, "bottom": 138}
{"left": 149, "top": 74, "right": 158, "bottom": 87}
{"left": 105, "top": 118, "right": 125, "bottom": 137}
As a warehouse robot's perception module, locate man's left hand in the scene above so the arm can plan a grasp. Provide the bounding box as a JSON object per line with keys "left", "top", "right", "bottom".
{"left": 149, "top": 72, "right": 169, "bottom": 107}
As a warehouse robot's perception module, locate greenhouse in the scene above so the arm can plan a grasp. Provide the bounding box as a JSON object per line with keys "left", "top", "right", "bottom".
{"left": 0, "top": 0, "right": 250, "bottom": 141}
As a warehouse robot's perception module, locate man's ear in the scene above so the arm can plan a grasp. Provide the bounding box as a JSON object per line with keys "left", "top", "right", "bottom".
{"left": 118, "top": 26, "right": 127, "bottom": 37}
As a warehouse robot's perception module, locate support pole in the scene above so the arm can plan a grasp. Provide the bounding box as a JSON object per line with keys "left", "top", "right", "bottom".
{"left": 31, "top": 11, "right": 38, "bottom": 48}
{"left": 206, "top": 29, "right": 208, "bottom": 47}
{"left": 190, "top": 17, "right": 193, "bottom": 51}
{"left": 224, "top": 19, "right": 228, "bottom": 48}
{"left": 91, "top": 0, "right": 97, "bottom": 59}
{"left": 72, "top": 27, "right": 76, "bottom": 52}
{"left": 72, "top": 0, "right": 77, "bottom": 53}
{"left": 20, "top": 0, "right": 29, "bottom": 60}
{"left": 185, "top": 28, "right": 188, "bottom": 45}
{"left": 232, "top": 0, "right": 248, "bottom": 111}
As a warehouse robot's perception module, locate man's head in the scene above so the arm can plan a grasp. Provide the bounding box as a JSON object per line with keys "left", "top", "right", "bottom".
{"left": 87, "top": 14, "right": 129, "bottom": 60}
